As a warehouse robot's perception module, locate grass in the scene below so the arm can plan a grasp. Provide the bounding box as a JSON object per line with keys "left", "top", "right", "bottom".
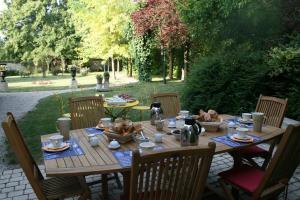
{"left": 5, "top": 71, "right": 134, "bottom": 92}
{"left": 5, "top": 81, "right": 184, "bottom": 163}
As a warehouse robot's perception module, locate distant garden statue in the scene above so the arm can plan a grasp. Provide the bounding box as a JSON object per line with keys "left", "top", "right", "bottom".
{"left": 69, "top": 65, "right": 78, "bottom": 89}
{"left": 103, "top": 72, "right": 110, "bottom": 91}
{"left": 95, "top": 74, "right": 103, "bottom": 91}
{"left": 0, "top": 64, "right": 8, "bottom": 92}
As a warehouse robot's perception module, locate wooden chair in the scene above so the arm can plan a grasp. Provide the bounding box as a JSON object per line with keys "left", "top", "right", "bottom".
{"left": 150, "top": 93, "right": 180, "bottom": 118}
{"left": 127, "top": 143, "right": 216, "bottom": 200}
{"left": 1, "top": 112, "right": 91, "bottom": 200}
{"left": 238, "top": 95, "right": 288, "bottom": 169}
{"left": 69, "top": 96, "right": 105, "bottom": 130}
{"left": 219, "top": 124, "right": 300, "bottom": 200}
{"left": 69, "top": 96, "right": 123, "bottom": 197}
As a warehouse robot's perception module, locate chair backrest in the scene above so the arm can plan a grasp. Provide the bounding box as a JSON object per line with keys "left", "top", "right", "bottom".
{"left": 255, "top": 95, "right": 288, "bottom": 128}
{"left": 69, "top": 96, "right": 105, "bottom": 129}
{"left": 254, "top": 124, "right": 300, "bottom": 199}
{"left": 130, "top": 142, "right": 216, "bottom": 200}
{"left": 151, "top": 93, "right": 180, "bottom": 118}
{"left": 2, "top": 112, "right": 46, "bottom": 200}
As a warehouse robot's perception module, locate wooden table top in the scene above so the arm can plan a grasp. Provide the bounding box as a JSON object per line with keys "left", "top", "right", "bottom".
{"left": 42, "top": 115, "right": 285, "bottom": 177}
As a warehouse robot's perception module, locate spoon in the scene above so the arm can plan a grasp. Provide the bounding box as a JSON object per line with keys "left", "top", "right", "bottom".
{"left": 140, "top": 130, "right": 146, "bottom": 139}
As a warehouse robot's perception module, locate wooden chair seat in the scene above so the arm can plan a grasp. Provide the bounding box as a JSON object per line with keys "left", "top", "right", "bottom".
{"left": 41, "top": 176, "right": 87, "bottom": 199}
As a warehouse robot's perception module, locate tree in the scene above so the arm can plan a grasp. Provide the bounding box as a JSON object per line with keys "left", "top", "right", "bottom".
{"left": 132, "top": 0, "right": 188, "bottom": 80}
{"left": 0, "top": 0, "right": 80, "bottom": 77}
{"left": 69, "top": 0, "right": 133, "bottom": 79}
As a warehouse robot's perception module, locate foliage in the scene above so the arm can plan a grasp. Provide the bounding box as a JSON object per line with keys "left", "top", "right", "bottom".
{"left": 0, "top": 1, "right": 80, "bottom": 76}
{"left": 132, "top": 0, "right": 187, "bottom": 48}
{"left": 96, "top": 74, "right": 103, "bottom": 81}
{"left": 104, "top": 71, "right": 110, "bottom": 79}
{"left": 69, "top": 0, "right": 133, "bottom": 61}
{"left": 183, "top": 48, "right": 268, "bottom": 115}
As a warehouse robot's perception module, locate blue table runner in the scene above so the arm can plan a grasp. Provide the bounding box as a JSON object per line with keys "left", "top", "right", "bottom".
{"left": 84, "top": 127, "right": 104, "bottom": 135}
{"left": 211, "top": 133, "right": 262, "bottom": 147}
{"left": 42, "top": 140, "right": 85, "bottom": 160}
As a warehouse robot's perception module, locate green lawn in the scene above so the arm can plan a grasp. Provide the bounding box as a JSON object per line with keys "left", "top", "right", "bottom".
{"left": 5, "top": 71, "right": 134, "bottom": 92}
{"left": 6, "top": 81, "right": 184, "bottom": 163}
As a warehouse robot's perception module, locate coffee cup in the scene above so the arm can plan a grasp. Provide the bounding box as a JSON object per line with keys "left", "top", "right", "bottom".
{"left": 236, "top": 127, "right": 248, "bottom": 139}
{"left": 154, "top": 133, "right": 163, "bottom": 143}
{"left": 101, "top": 118, "right": 112, "bottom": 131}
{"left": 168, "top": 118, "right": 176, "bottom": 127}
{"left": 179, "top": 110, "right": 189, "bottom": 118}
{"left": 242, "top": 113, "right": 252, "bottom": 121}
{"left": 49, "top": 135, "right": 64, "bottom": 148}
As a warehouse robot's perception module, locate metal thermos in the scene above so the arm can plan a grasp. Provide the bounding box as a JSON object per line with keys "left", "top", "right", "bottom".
{"left": 150, "top": 102, "right": 163, "bottom": 125}
{"left": 180, "top": 117, "right": 202, "bottom": 146}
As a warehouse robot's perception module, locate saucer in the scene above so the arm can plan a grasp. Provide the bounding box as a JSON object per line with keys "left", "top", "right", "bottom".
{"left": 168, "top": 124, "right": 176, "bottom": 128}
{"left": 230, "top": 134, "right": 253, "bottom": 143}
{"left": 42, "top": 142, "right": 70, "bottom": 152}
{"left": 238, "top": 118, "right": 253, "bottom": 124}
{"left": 139, "top": 142, "right": 156, "bottom": 148}
{"left": 108, "top": 144, "right": 120, "bottom": 149}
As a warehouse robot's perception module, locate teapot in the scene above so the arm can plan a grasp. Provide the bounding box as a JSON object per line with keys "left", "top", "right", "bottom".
{"left": 180, "top": 117, "right": 202, "bottom": 146}
{"left": 150, "top": 102, "right": 163, "bottom": 125}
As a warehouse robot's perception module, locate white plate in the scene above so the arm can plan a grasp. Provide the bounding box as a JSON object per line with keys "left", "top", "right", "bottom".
{"left": 232, "top": 133, "right": 252, "bottom": 140}
{"left": 139, "top": 142, "right": 156, "bottom": 148}
{"left": 168, "top": 124, "right": 176, "bottom": 128}
{"left": 108, "top": 144, "right": 120, "bottom": 149}
{"left": 47, "top": 142, "right": 68, "bottom": 149}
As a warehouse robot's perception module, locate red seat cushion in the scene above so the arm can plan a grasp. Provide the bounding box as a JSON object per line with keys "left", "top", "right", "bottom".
{"left": 219, "top": 165, "right": 265, "bottom": 193}
{"left": 239, "top": 146, "right": 269, "bottom": 157}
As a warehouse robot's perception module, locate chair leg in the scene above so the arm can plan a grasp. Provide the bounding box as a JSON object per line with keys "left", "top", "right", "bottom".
{"left": 114, "top": 172, "right": 123, "bottom": 189}
{"left": 79, "top": 188, "right": 91, "bottom": 200}
{"left": 284, "top": 185, "right": 289, "bottom": 200}
{"left": 218, "top": 179, "right": 235, "bottom": 200}
{"left": 102, "top": 174, "right": 109, "bottom": 199}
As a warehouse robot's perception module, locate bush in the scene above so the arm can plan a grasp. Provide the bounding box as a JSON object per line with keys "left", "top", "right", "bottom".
{"left": 183, "top": 49, "right": 268, "bottom": 116}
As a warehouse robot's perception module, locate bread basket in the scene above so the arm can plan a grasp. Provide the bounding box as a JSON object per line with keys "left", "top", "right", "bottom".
{"left": 104, "top": 131, "right": 135, "bottom": 144}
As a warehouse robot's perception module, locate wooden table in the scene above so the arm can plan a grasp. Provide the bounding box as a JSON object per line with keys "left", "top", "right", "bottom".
{"left": 41, "top": 115, "right": 285, "bottom": 196}
{"left": 103, "top": 100, "right": 139, "bottom": 120}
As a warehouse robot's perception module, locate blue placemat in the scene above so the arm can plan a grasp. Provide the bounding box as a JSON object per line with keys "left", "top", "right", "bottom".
{"left": 211, "top": 133, "right": 262, "bottom": 147}
{"left": 42, "top": 140, "right": 85, "bottom": 160}
{"left": 84, "top": 127, "right": 104, "bottom": 135}
{"left": 224, "top": 118, "right": 253, "bottom": 129}
{"left": 113, "top": 146, "right": 165, "bottom": 168}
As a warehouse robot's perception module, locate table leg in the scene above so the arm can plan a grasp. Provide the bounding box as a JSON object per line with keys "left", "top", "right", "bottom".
{"left": 101, "top": 174, "right": 108, "bottom": 199}
{"left": 122, "top": 171, "right": 131, "bottom": 197}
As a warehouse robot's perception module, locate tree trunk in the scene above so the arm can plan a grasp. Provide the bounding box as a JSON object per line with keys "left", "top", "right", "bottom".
{"left": 117, "top": 59, "right": 120, "bottom": 72}
{"left": 107, "top": 59, "right": 110, "bottom": 72}
{"left": 182, "top": 42, "right": 190, "bottom": 81}
{"left": 129, "top": 58, "right": 133, "bottom": 77}
{"left": 111, "top": 56, "right": 116, "bottom": 80}
{"left": 168, "top": 48, "right": 174, "bottom": 80}
{"left": 61, "top": 57, "right": 65, "bottom": 76}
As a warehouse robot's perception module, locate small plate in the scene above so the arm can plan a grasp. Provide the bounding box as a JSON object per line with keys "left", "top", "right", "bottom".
{"left": 230, "top": 134, "right": 253, "bottom": 143}
{"left": 139, "top": 142, "right": 156, "bottom": 148}
{"left": 238, "top": 118, "right": 253, "bottom": 124}
{"left": 108, "top": 144, "right": 121, "bottom": 149}
{"left": 168, "top": 124, "right": 176, "bottom": 128}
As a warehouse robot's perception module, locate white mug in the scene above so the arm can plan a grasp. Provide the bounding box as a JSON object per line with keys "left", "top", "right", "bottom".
{"left": 49, "top": 135, "right": 64, "bottom": 148}
{"left": 242, "top": 113, "right": 252, "bottom": 121}
{"left": 154, "top": 133, "right": 163, "bottom": 143}
{"left": 236, "top": 127, "right": 248, "bottom": 139}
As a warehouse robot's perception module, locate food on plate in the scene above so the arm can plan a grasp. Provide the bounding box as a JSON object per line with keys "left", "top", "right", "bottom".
{"left": 111, "top": 119, "right": 141, "bottom": 136}
{"left": 195, "top": 109, "right": 220, "bottom": 122}
{"left": 118, "top": 94, "right": 136, "bottom": 102}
